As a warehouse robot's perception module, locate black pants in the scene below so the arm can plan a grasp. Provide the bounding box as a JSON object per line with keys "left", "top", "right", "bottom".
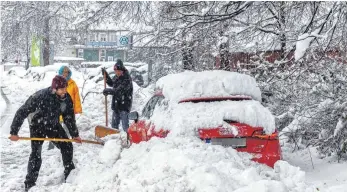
{"left": 24, "top": 123, "right": 75, "bottom": 186}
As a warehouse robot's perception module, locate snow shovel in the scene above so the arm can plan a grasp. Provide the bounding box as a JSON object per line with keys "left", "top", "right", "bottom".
{"left": 10, "top": 137, "right": 104, "bottom": 145}
{"left": 95, "top": 69, "right": 120, "bottom": 138}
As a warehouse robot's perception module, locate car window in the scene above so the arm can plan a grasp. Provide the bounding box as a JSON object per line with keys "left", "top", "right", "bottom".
{"left": 142, "top": 95, "right": 164, "bottom": 119}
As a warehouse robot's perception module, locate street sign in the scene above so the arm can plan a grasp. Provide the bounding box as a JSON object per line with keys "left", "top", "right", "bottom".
{"left": 119, "top": 36, "right": 129, "bottom": 45}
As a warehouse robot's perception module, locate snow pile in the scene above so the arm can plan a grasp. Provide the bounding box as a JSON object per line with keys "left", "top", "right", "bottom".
{"left": 7, "top": 67, "right": 27, "bottom": 77}
{"left": 0, "top": 65, "right": 6, "bottom": 116}
{"left": 156, "top": 70, "right": 262, "bottom": 102}
{"left": 151, "top": 100, "right": 276, "bottom": 135}
{"left": 99, "top": 139, "right": 122, "bottom": 164}
{"left": 27, "top": 63, "right": 70, "bottom": 75}
{"left": 54, "top": 56, "right": 85, "bottom": 61}
{"left": 0, "top": 94, "right": 6, "bottom": 117}
{"left": 58, "top": 137, "right": 314, "bottom": 192}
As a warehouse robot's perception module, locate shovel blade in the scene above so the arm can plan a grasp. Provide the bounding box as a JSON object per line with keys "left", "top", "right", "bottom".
{"left": 95, "top": 125, "right": 120, "bottom": 138}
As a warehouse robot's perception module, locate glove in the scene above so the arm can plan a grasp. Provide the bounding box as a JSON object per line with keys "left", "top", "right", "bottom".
{"left": 101, "top": 67, "right": 107, "bottom": 76}
{"left": 101, "top": 68, "right": 111, "bottom": 82}
{"left": 9, "top": 135, "right": 19, "bottom": 141}
{"left": 103, "top": 88, "right": 114, "bottom": 96}
{"left": 73, "top": 136, "right": 82, "bottom": 143}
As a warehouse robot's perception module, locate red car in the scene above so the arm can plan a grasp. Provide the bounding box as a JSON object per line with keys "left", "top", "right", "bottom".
{"left": 128, "top": 92, "right": 282, "bottom": 168}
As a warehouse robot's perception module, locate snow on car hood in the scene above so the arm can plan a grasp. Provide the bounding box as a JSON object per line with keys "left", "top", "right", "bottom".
{"left": 156, "top": 70, "right": 262, "bottom": 102}
{"left": 150, "top": 99, "right": 276, "bottom": 135}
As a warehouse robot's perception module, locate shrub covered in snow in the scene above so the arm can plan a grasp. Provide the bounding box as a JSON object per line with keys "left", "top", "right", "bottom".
{"left": 253, "top": 58, "right": 347, "bottom": 159}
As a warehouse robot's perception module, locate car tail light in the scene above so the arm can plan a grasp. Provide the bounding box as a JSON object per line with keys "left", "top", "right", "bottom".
{"left": 253, "top": 130, "right": 265, "bottom": 136}
{"left": 253, "top": 130, "right": 278, "bottom": 140}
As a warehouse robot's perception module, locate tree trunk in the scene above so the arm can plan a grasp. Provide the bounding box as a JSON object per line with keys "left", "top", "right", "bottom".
{"left": 26, "top": 34, "right": 30, "bottom": 70}
{"left": 182, "top": 41, "right": 194, "bottom": 70}
{"left": 43, "top": 17, "right": 50, "bottom": 66}
{"left": 279, "top": 2, "right": 286, "bottom": 60}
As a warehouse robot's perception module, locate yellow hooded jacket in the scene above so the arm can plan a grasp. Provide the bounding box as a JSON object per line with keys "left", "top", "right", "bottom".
{"left": 60, "top": 79, "right": 82, "bottom": 122}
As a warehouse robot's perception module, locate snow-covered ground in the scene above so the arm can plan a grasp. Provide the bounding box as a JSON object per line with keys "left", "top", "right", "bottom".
{"left": 1, "top": 66, "right": 346, "bottom": 192}
{"left": 0, "top": 94, "right": 5, "bottom": 117}
{"left": 0, "top": 65, "right": 5, "bottom": 115}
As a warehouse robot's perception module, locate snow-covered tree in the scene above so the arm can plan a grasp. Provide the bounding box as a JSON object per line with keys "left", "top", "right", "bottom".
{"left": 1, "top": 1, "right": 78, "bottom": 67}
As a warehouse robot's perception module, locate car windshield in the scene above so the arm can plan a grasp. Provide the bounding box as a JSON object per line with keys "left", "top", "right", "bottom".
{"left": 142, "top": 95, "right": 165, "bottom": 119}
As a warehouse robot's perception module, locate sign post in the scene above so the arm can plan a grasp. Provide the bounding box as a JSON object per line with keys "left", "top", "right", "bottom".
{"left": 30, "top": 36, "right": 41, "bottom": 67}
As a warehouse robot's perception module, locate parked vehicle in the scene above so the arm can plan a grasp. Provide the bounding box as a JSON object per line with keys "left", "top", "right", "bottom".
{"left": 128, "top": 92, "right": 281, "bottom": 168}
{"left": 129, "top": 69, "right": 144, "bottom": 87}
{"left": 126, "top": 70, "right": 282, "bottom": 168}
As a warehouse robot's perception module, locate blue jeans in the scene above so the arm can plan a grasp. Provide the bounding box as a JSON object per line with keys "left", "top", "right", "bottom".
{"left": 112, "top": 110, "right": 129, "bottom": 132}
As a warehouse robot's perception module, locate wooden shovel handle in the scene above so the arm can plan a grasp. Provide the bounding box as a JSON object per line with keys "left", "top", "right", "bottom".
{"left": 12, "top": 137, "right": 104, "bottom": 145}
{"left": 104, "top": 70, "right": 108, "bottom": 127}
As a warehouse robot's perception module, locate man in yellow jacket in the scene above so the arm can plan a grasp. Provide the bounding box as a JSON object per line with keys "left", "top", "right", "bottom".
{"left": 48, "top": 65, "right": 82, "bottom": 150}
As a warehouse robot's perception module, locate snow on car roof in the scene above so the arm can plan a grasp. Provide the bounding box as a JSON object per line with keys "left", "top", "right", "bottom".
{"left": 155, "top": 70, "right": 262, "bottom": 103}
{"left": 150, "top": 99, "right": 276, "bottom": 135}
{"left": 150, "top": 70, "right": 275, "bottom": 135}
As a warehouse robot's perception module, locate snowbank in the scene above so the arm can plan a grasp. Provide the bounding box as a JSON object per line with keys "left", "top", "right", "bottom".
{"left": 156, "top": 70, "right": 262, "bottom": 102}
{"left": 0, "top": 91, "right": 6, "bottom": 116}
{"left": 7, "top": 67, "right": 27, "bottom": 77}
{"left": 26, "top": 63, "right": 70, "bottom": 76}
{"left": 58, "top": 137, "right": 313, "bottom": 192}
{"left": 54, "top": 56, "right": 85, "bottom": 61}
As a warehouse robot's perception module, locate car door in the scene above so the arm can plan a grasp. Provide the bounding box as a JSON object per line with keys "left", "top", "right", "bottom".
{"left": 128, "top": 94, "right": 164, "bottom": 143}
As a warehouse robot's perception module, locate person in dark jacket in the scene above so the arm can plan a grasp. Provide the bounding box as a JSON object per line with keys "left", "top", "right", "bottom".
{"left": 102, "top": 59, "right": 133, "bottom": 132}
{"left": 9, "top": 75, "right": 82, "bottom": 191}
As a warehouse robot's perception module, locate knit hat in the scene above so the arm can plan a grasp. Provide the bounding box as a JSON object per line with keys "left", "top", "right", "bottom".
{"left": 114, "top": 59, "right": 125, "bottom": 71}
{"left": 52, "top": 75, "right": 67, "bottom": 90}
{"left": 58, "top": 66, "right": 72, "bottom": 80}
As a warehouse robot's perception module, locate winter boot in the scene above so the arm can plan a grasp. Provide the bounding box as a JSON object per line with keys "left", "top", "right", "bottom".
{"left": 64, "top": 168, "right": 74, "bottom": 182}
{"left": 24, "top": 182, "right": 35, "bottom": 192}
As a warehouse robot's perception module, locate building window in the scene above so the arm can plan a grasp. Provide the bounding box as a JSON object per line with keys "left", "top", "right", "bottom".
{"left": 110, "top": 33, "right": 117, "bottom": 42}
{"left": 100, "top": 49, "right": 106, "bottom": 61}
{"left": 108, "top": 56, "right": 113, "bottom": 61}
{"left": 100, "top": 33, "right": 107, "bottom": 41}
{"left": 78, "top": 49, "right": 84, "bottom": 58}
{"left": 101, "top": 49, "right": 106, "bottom": 57}
{"left": 89, "top": 34, "right": 96, "bottom": 42}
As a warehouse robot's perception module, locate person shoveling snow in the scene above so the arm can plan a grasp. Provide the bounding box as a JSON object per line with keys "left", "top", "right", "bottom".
{"left": 8, "top": 75, "right": 82, "bottom": 191}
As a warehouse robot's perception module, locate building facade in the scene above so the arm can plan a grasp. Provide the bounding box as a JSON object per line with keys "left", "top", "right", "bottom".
{"left": 61, "top": 30, "right": 133, "bottom": 62}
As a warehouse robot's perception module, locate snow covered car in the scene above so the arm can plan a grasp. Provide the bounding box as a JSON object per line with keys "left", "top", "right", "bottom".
{"left": 128, "top": 70, "right": 282, "bottom": 168}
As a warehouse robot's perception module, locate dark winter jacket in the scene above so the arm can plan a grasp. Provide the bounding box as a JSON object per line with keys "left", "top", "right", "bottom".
{"left": 10, "top": 87, "right": 79, "bottom": 137}
{"left": 105, "top": 70, "right": 133, "bottom": 112}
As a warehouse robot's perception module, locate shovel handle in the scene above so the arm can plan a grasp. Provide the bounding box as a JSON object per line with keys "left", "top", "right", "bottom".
{"left": 11, "top": 137, "right": 104, "bottom": 145}
{"left": 104, "top": 70, "right": 108, "bottom": 127}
